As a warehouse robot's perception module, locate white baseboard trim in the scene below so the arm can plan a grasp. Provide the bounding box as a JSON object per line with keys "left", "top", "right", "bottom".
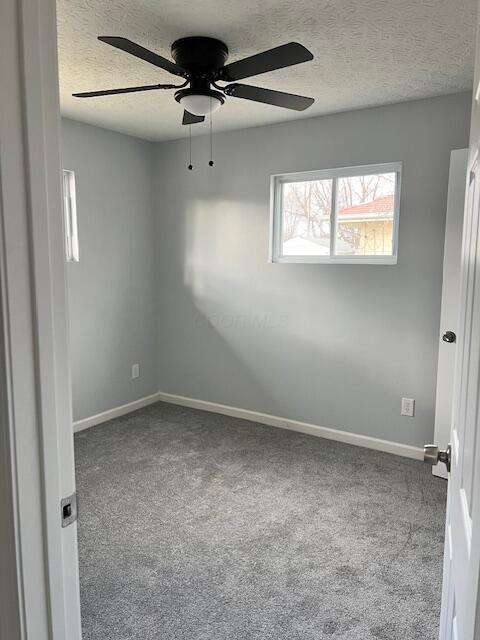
{"left": 74, "top": 390, "right": 424, "bottom": 460}
{"left": 157, "top": 391, "right": 424, "bottom": 461}
{"left": 73, "top": 392, "right": 161, "bottom": 433}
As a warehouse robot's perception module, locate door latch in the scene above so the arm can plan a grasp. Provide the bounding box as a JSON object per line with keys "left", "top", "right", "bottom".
{"left": 61, "top": 492, "right": 78, "bottom": 528}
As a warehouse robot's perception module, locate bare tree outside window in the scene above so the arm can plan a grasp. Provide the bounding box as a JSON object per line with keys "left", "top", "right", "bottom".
{"left": 282, "top": 179, "right": 332, "bottom": 255}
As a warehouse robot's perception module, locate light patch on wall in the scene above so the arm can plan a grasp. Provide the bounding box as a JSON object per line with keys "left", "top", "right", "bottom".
{"left": 183, "top": 198, "right": 265, "bottom": 295}
{"left": 181, "top": 197, "right": 292, "bottom": 409}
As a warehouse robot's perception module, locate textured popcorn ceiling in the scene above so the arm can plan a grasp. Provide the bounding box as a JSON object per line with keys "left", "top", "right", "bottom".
{"left": 58, "top": 0, "right": 476, "bottom": 141}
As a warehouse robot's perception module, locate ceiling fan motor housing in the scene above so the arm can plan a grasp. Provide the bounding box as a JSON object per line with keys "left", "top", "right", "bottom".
{"left": 171, "top": 37, "right": 229, "bottom": 77}
{"left": 172, "top": 37, "right": 229, "bottom": 114}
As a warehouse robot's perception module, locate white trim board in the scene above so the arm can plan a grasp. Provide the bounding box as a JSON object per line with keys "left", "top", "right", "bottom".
{"left": 73, "top": 392, "right": 161, "bottom": 432}
{"left": 75, "top": 390, "right": 424, "bottom": 460}
{"left": 157, "top": 392, "right": 423, "bottom": 460}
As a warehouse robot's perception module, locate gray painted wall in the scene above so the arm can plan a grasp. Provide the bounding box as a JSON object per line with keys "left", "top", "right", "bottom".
{"left": 154, "top": 92, "right": 471, "bottom": 448}
{"left": 61, "top": 118, "right": 157, "bottom": 421}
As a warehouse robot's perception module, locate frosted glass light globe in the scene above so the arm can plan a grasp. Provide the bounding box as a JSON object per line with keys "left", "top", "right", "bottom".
{"left": 180, "top": 94, "right": 222, "bottom": 116}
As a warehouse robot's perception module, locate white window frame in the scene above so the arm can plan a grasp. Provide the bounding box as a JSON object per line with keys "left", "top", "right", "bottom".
{"left": 62, "top": 169, "right": 79, "bottom": 262}
{"left": 269, "top": 162, "right": 402, "bottom": 265}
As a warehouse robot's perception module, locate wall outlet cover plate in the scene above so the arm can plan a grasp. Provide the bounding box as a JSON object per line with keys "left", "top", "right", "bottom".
{"left": 401, "top": 397, "right": 415, "bottom": 417}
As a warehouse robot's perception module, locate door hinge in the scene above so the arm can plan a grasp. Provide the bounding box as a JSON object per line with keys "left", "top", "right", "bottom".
{"left": 61, "top": 492, "right": 78, "bottom": 528}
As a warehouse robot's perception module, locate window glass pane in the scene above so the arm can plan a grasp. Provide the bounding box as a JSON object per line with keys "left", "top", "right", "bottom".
{"left": 63, "top": 169, "right": 79, "bottom": 262}
{"left": 281, "top": 179, "right": 332, "bottom": 256}
{"left": 335, "top": 172, "right": 396, "bottom": 256}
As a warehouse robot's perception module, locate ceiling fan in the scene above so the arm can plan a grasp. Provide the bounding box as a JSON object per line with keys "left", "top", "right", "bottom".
{"left": 73, "top": 36, "right": 315, "bottom": 124}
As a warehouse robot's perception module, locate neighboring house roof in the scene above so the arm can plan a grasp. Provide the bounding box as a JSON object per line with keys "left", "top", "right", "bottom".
{"left": 339, "top": 194, "right": 394, "bottom": 218}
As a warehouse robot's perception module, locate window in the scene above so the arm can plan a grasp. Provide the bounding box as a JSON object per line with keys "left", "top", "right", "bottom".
{"left": 270, "top": 162, "right": 401, "bottom": 264}
{"left": 62, "top": 169, "right": 79, "bottom": 262}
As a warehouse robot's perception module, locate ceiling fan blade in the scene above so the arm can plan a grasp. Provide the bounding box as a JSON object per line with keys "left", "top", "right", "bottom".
{"left": 98, "top": 36, "right": 186, "bottom": 77}
{"left": 218, "top": 42, "right": 313, "bottom": 82}
{"left": 182, "top": 110, "right": 205, "bottom": 125}
{"left": 225, "top": 83, "right": 314, "bottom": 111}
{"left": 73, "top": 83, "right": 177, "bottom": 98}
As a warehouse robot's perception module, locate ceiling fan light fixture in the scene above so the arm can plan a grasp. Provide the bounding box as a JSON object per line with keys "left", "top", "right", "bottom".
{"left": 181, "top": 94, "right": 222, "bottom": 116}
{"left": 175, "top": 89, "right": 224, "bottom": 116}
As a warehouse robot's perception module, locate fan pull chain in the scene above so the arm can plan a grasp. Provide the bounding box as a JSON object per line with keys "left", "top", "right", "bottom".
{"left": 209, "top": 97, "right": 215, "bottom": 167}
{"left": 188, "top": 124, "right": 193, "bottom": 170}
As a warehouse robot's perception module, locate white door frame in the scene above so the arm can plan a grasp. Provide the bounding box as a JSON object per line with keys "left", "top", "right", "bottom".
{"left": 433, "top": 149, "right": 469, "bottom": 480}
{"left": 0, "top": 0, "right": 81, "bottom": 638}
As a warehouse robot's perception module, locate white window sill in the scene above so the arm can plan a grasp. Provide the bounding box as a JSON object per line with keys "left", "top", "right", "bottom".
{"left": 271, "top": 256, "right": 398, "bottom": 265}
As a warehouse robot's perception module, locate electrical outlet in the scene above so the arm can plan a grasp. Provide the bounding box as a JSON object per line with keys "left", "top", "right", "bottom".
{"left": 401, "top": 397, "right": 415, "bottom": 417}
{"left": 131, "top": 364, "right": 140, "bottom": 379}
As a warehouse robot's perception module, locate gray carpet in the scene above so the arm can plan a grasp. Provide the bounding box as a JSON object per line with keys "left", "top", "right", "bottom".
{"left": 75, "top": 401, "right": 447, "bottom": 640}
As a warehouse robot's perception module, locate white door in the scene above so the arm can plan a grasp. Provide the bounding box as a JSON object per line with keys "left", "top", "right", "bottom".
{"left": 438, "top": 143, "right": 480, "bottom": 637}
{"left": 433, "top": 149, "right": 468, "bottom": 480}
